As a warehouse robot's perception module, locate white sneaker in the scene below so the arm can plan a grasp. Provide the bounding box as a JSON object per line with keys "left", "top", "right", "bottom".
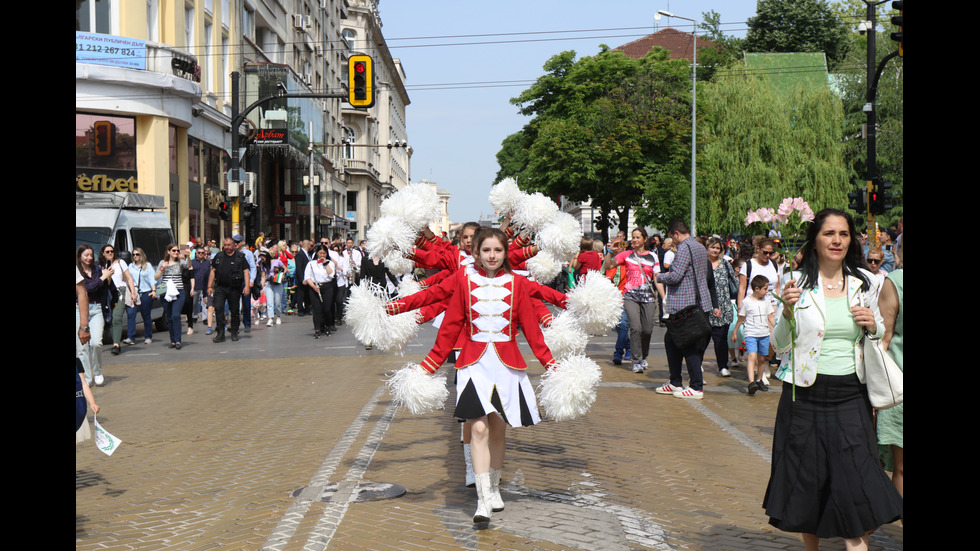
{"left": 720, "top": 368, "right": 731, "bottom": 377}
{"left": 673, "top": 387, "right": 704, "bottom": 399}
{"left": 187, "top": 327, "right": 193, "bottom": 335}
{"left": 267, "top": 318, "right": 274, "bottom": 327}
{"left": 94, "top": 374, "right": 105, "bottom": 386}
{"left": 144, "top": 338, "right": 152, "bottom": 344}
{"left": 632, "top": 361, "right": 645, "bottom": 373}
{"left": 275, "top": 317, "right": 281, "bottom": 325}
{"left": 761, "top": 372, "right": 770, "bottom": 387}
{"left": 655, "top": 382, "right": 682, "bottom": 395}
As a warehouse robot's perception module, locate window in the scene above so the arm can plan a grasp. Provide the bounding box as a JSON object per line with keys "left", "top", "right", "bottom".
{"left": 76, "top": 113, "right": 137, "bottom": 170}
{"left": 204, "top": 21, "right": 213, "bottom": 91}
{"left": 147, "top": 0, "right": 159, "bottom": 41}
{"left": 343, "top": 127, "right": 355, "bottom": 160}
{"left": 185, "top": 5, "right": 194, "bottom": 51}
{"left": 243, "top": 5, "right": 255, "bottom": 41}
{"left": 342, "top": 29, "right": 356, "bottom": 51}
{"left": 76, "top": 0, "right": 111, "bottom": 33}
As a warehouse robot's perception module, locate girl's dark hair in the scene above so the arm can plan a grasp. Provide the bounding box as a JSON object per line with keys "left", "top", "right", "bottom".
{"left": 472, "top": 227, "right": 512, "bottom": 274}
{"left": 98, "top": 244, "right": 114, "bottom": 268}
{"left": 797, "top": 209, "right": 870, "bottom": 292}
{"left": 77, "top": 244, "right": 94, "bottom": 276}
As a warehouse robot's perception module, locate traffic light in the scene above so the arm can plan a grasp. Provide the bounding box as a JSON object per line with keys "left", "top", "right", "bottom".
{"left": 242, "top": 202, "right": 255, "bottom": 221}
{"left": 891, "top": 1, "right": 903, "bottom": 57}
{"left": 847, "top": 182, "right": 866, "bottom": 213}
{"left": 870, "top": 181, "right": 895, "bottom": 215}
{"left": 219, "top": 196, "right": 231, "bottom": 221}
{"left": 93, "top": 121, "right": 114, "bottom": 157}
{"left": 347, "top": 54, "right": 375, "bottom": 108}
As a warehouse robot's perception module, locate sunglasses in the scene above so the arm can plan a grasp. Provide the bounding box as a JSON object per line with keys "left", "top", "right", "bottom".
{"left": 867, "top": 258, "right": 882, "bottom": 264}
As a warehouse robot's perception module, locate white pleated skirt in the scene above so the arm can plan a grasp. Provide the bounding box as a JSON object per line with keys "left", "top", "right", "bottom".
{"left": 454, "top": 349, "right": 541, "bottom": 428}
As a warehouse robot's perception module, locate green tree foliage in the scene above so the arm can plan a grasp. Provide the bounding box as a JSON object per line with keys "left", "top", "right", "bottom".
{"left": 697, "top": 68, "right": 851, "bottom": 235}
{"left": 744, "top": 0, "right": 851, "bottom": 68}
{"left": 497, "top": 47, "right": 692, "bottom": 238}
{"left": 696, "top": 10, "right": 746, "bottom": 82}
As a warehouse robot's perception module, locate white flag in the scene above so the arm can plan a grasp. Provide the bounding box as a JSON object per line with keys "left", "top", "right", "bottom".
{"left": 93, "top": 416, "right": 122, "bottom": 456}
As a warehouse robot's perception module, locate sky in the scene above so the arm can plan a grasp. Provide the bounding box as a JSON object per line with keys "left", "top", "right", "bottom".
{"left": 377, "top": 0, "right": 761, "bottom": 225}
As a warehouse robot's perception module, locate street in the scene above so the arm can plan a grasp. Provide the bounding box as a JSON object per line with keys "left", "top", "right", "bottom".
{"left": 76, "top": 312, "right": 903, "bottom": 550}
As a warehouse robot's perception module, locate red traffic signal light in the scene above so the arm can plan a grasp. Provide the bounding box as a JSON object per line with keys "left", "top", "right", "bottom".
{"left": 93, "top": 121, "right": 114, "bottom": 157}
{"left": 348, "top": 54, "right": 375, "bottom": 108}
{"left": 219, "top": 199, "right": 231, "bottom": 221}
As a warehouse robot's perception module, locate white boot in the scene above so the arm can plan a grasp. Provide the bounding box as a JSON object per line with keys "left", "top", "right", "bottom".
{"left": 473, "top": 472, "right": 492, "bottom": 523}
{"left": 463, "top": 443, "right": 476, "bottom": 487}
{"left": 489, "top": 468, "right": 505, "bottom": 512}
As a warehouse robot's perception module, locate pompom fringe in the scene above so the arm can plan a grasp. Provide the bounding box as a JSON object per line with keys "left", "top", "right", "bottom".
{"left": 385, "top": 363, "right": 449, "bottom": 414}
{"left": 512, "top": 192, "right": 558, "bottom": 233}
{"left": 382, "top": 252, "right": 415, "bottom": 276}
{"left": 527, "top": 250, "right": 562, "bottom": 283}
{"left": 380, "top": 183, "right": 441, "bottom": 230}
{"left": 537, "top": 355, "right": 601, "bottom": 422}
{"left": 535, "top": 211, "right": 581, "bottom": 263}
{"left": 346, "top": 281, "right": 421, "bottom": 354}
{"left": 565, "top": 272, "right": 624, "bottom": 334}
{"left": 489, "top": 177, "right": 524, "bottom": 216}
{"left": 397, "top": 278, "right": 422, "bottom": 297}
{"left": 365, "top": 216, "right": 416, "bottom": 259}
{"left": 543, "top": 312, "right": 587, "bottom": 359}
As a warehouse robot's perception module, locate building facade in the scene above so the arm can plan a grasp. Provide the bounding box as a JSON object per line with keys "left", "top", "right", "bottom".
{"left": 76, "top": 0, "right": 407, "bottom": 248}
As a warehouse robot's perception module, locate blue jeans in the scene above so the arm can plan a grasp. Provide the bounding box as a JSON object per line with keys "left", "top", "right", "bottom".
{"left": 127, "top": 290, "right": 154, "bottom": 340}
{"left": 241, "top": 282, "right": 252, "bottom": 327}
{"left": 76, "top": 303, "right": 104, "bottom": 385}
{"left": 614, "top": 308, "right": 631, "bottom": 358}
{"left": 163, "top": 289, "right": 186, "bottom": 344}
{"left": 264, "top": 282, "right": 284, "bottom": 318}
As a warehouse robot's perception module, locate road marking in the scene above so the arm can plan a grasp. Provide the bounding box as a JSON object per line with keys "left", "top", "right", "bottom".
{"left": 261, "top": 385, "right": 387, "bottom": 551}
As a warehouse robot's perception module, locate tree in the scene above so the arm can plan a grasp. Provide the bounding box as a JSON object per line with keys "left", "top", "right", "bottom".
{"left": 697, "top": 10, "right": 745, "bottom": 82}
{"left": 498, "top": 47, "right": 693, "bottom": 240}
{"left": 743, "top": 0, "right": 851, "bottom": 68}
{"left": 696, "top": 68, "right": 852, "bottom": 235}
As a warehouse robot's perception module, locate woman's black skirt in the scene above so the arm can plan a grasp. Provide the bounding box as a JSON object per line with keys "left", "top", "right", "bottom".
{"left": 763, "top": 373, "right": 903, "bottom": 539}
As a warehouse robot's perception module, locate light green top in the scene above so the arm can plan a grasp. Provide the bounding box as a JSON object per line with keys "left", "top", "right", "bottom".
{"left": 885, "top": 270, "right": 903, "bottom": 372}
{"left": 817, "top": 296, "right": 861, "bottom": 375}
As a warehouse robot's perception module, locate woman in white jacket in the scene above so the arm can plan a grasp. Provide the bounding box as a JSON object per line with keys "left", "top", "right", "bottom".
{"left": 763, "top": 209, "right": 902, "bottom": 551}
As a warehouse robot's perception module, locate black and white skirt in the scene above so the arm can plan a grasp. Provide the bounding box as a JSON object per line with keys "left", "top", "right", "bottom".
{"left": 453, "top": 351, "right": 540, "bottom": 428}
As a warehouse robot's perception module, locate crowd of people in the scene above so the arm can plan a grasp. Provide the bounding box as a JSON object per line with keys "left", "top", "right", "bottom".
{"left": 76, "top": 208, "right": 903, "bottom": 545}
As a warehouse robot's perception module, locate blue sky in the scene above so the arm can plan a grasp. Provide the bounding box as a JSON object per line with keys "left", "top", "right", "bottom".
{"left": 378, "top": 1, "right": 760, "bottom": 224}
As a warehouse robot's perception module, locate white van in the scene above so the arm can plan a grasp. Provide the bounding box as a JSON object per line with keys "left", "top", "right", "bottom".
{"left": 76, "top": 192, "right": 175, "bottom": 331}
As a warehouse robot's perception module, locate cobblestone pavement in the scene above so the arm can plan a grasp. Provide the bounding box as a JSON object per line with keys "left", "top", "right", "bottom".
{"left": 77, "top": 318, "right": 903, "bottom": 550}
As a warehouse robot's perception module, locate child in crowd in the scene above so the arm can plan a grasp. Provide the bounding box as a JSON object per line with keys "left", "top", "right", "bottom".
{"left": 731, "top": 275, "right": 775, "bottom": 395}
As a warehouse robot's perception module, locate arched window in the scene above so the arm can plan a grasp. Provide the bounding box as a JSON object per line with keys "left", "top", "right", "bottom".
{"left": 343, "top": 127, "right": 356, "bottom": 159}
{"left": 342, "top": 29, "right": 356, "bottom": 51}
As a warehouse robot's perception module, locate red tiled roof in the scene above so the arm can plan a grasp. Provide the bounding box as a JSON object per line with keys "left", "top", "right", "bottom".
{"left": 614, "top": 28, "right": 718, "bottom": 62}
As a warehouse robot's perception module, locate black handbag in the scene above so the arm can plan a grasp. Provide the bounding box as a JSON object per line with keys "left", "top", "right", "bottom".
{"left": 664, "top": 242, "right": 712, "bottom": 348}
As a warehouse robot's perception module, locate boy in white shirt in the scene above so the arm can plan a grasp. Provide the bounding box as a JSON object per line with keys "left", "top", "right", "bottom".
{"left": 732, "top": 275, "right": 775, "bottom": 395}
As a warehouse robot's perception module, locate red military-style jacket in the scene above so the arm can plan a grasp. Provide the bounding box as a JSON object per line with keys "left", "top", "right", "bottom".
{"left": 413, "top": 269, "right": 557, "bottom": 374}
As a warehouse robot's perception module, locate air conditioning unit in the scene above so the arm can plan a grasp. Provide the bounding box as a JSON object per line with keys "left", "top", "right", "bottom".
{"left": 243, "top": 172, "right": 257, "bottom": 200}
{"left": 303, "top": 73, "right": 313, "bottom": 86}
{"left": 292, "top": 14, "right": 312, "bottom": 31}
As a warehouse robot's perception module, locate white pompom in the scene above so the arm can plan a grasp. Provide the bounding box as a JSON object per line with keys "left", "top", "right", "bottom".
{"left": 489, "top": 177, "right": 524, "bottom": 216}
{"left": 565, "top": 272, "right": 624, "bottom": 334}
{"left": 382, "top": 252, "right": 415, "bottom": 276}
{"left": 512, "top": 192, "right": 558, "bottom": 233}
{"left": 365, "top": 216, "right": 416, "bottom": 259}
{"left": 536, "top": 211, "right": 581, "bottom": 263}
{"left": 386, "top": 363, "right": 449, "bottom": 414}
{"left": 526, "top": 250, "right": 562, "bottom": 283}
{"left": 380, "top": 183, "right": 441, "bottom": 230}
{"left": 542, "top": 312, "right": 588, "bottom": 359}
{"left": 346, "top": 280, "right": 420, "bottom": 354}
{"left": 397, "top": 278, "right": 422, "bottom": 297}
{"left": 537, "top": 355, "right": 601, "bottom": 422}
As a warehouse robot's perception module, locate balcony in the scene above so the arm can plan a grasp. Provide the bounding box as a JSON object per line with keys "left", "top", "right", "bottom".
{"left": 344, "top": 158, "right": 380, "bottom": 179}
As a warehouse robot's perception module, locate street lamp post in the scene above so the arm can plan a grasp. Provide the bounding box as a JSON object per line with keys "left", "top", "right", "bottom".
{"left": 656, "top": 10, "right": 697, "bottom": 235}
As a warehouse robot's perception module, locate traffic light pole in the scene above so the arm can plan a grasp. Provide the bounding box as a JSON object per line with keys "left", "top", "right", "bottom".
{"left": 862, "top": 1, "right": 901, "bottom": 246}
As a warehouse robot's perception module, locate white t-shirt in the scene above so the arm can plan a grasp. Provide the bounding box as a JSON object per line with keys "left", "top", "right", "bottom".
{"left": 110, "top": 259, "right": 129, "bottom": 288}
{"left": 747, "top": 258, "right": 779, "bottom": 307}
{"left": 739, "top": 296, "right": 772, "bottom": 338}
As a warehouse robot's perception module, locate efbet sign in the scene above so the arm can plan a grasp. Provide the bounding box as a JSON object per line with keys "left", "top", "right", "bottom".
{"left": 76, "top": 172, "right": 138, "bottom": 193}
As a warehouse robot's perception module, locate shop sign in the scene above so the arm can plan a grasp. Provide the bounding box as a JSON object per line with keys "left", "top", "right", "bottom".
{"left": 76, "top": 172, "right": 138, "bottom": 193}
{"left": 253, "top": 129, "right": 287, "bottom": 145}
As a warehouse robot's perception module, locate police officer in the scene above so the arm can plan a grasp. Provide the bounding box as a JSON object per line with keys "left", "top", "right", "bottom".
{"left": 208, "top": 237, "right": 251, "bottom": 342}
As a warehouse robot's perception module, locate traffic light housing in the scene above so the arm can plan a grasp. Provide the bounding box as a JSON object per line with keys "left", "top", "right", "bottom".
{"left": 848, "top": 182, "right": 866, "bottom": 213}
{"left": 891, "top": 1, "right": 903, "bottom": 57}
{"left": 870, "top": 181, "right": 895, "bottom": 215}
{"left": 93, "top": 120, "right": 114, "bottom": 157}
{"left": 347, "top": 55, "right": 375, "bottom": 108}
{"left": 219, "top": 196, "right": 231, "bottom": 221}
